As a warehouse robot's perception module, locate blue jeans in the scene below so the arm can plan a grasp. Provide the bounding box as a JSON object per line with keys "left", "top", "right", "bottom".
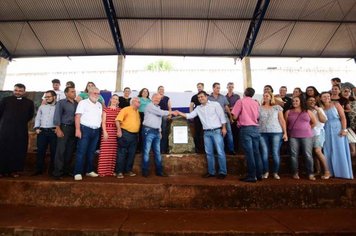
{"left": 116, "top": 129, "right": 138, "bottom": 174}
{"left": 260, "top": 133, "right": 283, "bottom": 174}
{"left": 36, "top": 129, "right": 57, "bottom": 173}
{"left": 240, "top": 126, "right": 262, "bottom": 179}
{"left": 142, "top": 126, "right": 163, "bottom": 175}
{"left": 74, "top": 125, "right": 100, "bottom": 175}
{"left": 289, "top": 137, "right": 314, "bottom": 175}
{"left": 225, "top": 119, "right": 235, "bottom": 152}
{"left": 204, "top": 129, "right": 227, "bottom": 175}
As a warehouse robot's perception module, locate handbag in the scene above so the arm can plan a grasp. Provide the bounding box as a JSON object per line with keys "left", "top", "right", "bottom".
{"left": 346, "top": 128, "right": 356, "bottom": 144}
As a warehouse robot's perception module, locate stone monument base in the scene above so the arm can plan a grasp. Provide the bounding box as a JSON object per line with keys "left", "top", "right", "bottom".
{"left": 168, "top": 117, "right": 195, "bottom": 154}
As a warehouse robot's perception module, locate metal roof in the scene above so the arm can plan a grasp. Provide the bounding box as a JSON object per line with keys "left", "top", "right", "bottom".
{"left": 0, "top": 0, "right": 355, "bottom": 59}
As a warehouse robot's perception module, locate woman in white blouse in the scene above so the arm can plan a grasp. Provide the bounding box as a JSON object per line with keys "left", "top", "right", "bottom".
{"left": 259, "top": 91, "right": 288, "bottom": 180}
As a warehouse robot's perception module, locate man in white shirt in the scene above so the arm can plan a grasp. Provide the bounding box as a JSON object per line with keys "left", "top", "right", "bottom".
{"left": 42, "top": 79, "right": 65, "bottom": 104}
{"left": 73, "top": 87, "right": 102, "bottom": 180}
{"left": 178, "top": 91, "right": 227, "bottom": 179}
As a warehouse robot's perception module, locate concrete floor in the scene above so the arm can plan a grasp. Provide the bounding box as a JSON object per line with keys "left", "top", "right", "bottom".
{"left": 1, "top": 173, "right": 356, "bottom": 235}
{"left": 0, "top": 205, "right": 355, "bottom": 235}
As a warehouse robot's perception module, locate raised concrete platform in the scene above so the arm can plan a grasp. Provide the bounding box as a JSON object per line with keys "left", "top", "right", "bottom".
{"left": 25, "top": 153, "right": 247, "bottom": 176}
{"left": 0, "top": 175, "right": 355, "bottom": 209}
{"left": 0, "top": 205, "right": 355, "bottom": 235}
{"left": 2, "top": 153, "right": 356, "bottom": 235}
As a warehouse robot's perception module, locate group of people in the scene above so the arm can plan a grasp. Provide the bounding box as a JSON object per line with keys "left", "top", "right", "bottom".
{"left": 246, "top": 78, "right": 354, "bottom": 182}
{"left": 0, "top": 79, "right": 174, "bottom": 180}
{"left": 0, "top": 77, "right": 354, "bottom": 182}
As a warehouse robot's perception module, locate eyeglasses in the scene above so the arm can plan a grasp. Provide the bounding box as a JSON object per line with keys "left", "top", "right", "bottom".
{"left": 93, "top": 92, "right": 100, "bottom": 95}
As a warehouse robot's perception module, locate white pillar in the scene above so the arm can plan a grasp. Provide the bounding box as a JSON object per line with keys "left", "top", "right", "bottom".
{"left": 115, "top": 55, "right": 125, "bottom": 92}
{"left": 0, "top": 57, "right": 9, "bottom": 90}
{"left": 241, "top": 57, "right": 252, "bottom": 89}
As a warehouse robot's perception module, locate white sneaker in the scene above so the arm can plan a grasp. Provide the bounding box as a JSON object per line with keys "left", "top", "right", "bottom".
{"left": 293, "top": 173, "right": 300, "bottom": 179}
{"left": 262, "top": 172, "right": 269, "bottom": 179}
{"left": 86, "top": 171, "right": 99, "bottom": 177}
{"left": 309, "top": 174, "right": 316, "bottom": 181}
{"left": 74, "top": 174, "right": 82, "bottom": 181}
{"left": 273, "top": 173, "right": 280, "bottom": 180}
{"left": 117, "top": 173, "right": 124, "bottom": 179}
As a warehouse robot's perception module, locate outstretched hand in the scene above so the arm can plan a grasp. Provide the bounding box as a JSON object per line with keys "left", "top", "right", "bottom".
{"left": 171, "top": 110, "right": 179, "bottom": 116}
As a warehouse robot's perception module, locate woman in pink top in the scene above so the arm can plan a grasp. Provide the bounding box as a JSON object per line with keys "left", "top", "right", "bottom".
{"left": 285, "top": 96, "right": 316, "bottom": 180}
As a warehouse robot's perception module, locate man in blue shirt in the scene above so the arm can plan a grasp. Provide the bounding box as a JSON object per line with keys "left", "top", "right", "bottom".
{"left": 142, "top": 93, "right": 177, "bottom": 177}
{"left": 208, "top": 82, "right": 235, "bottom": 155}
{"left": 52, "top": 86, "right": 77, "bottom": 180}
{"left": 33, "top": 90, "right": 57, "bottom": 176}
{"left": 178, "top": 91, "right": 227, "bottom": 179}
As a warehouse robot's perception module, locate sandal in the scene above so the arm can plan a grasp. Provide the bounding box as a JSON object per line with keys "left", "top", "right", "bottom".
{"left": 321, "top": 171, "right": 331, "bottom": 180}
{"left": 10, "top": 173, "right": 20, "bottom": 178}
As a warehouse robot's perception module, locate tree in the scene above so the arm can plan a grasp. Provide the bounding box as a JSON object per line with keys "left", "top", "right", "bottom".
{"left": 146, "top": 60, "right": 173, "bottom": 71}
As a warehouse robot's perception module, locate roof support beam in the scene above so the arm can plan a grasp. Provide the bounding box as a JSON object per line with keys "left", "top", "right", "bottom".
{"left": 102, "top": 0, "right": 125, "bottom": 55}
{"left": 2, "top": 18, "right": 356, "bottom": 24}
{"left": 240, "top": 0, "right": 270, "bottom": 59}
{"left": 0, "top": 41, "right": 12, "bottom": 60}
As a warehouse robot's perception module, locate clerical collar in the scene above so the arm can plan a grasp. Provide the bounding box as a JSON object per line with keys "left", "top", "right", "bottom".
{"left": 16, "top": 97, "right": 23, "bottom": 100}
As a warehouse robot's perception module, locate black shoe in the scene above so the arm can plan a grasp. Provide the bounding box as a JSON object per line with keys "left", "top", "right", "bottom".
{"left": 202, "top": 173, "right": 216, "bottom": 178}
{"left": 257, "top": 176, "right": 263, "bottom": 181}
{"left": 217, "top": 174, "right": 226, "bottom": 179}
{"left": 227, "top": 151, "right": 236, "bottom": 155}
{"left": 157, "top": 172, "right": 169, "bottom": 177}
{"left": 31, "top": 171, "right": 43, "bottom": 176}
{"left": 64, "top": 172, "right": 74, "bottom": 177}
{"left": 52, "top": 175, "right": 63, "bottom": 180}
{"left": 142, "top": 173, "right": 149, "bottom": 178}
{"left": 239, "top": 177, "right": 256, "bottom": 183}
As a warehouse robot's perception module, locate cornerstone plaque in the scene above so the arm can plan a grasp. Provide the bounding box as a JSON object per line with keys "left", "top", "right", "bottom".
{"left": 168, "top": 117, "right": 195, "bottom": 154}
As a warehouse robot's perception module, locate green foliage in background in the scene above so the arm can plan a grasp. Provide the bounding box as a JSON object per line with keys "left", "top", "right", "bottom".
{"left": 146, "top": 60, "right": 173, "bottom": 71}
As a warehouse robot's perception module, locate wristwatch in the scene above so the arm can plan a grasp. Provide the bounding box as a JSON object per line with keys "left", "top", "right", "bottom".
{"left": 343, "top": 129, "right": 348, "bottom": 132}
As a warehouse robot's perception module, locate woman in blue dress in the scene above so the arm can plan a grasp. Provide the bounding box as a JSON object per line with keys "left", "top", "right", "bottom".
{"left": 320, "top": 92, "right": 353, "bottom": 179}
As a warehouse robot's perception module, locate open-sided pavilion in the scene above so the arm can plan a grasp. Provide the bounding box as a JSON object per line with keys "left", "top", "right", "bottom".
{"left": 1, "top": 0, "right": 356, "bottom": 90}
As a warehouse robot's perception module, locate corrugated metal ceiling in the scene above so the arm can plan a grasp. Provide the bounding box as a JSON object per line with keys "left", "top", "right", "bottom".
{"left": 266, "top": 0, "right": 356, "bottom": 21}
{"left": 0, "top": 0, "right": 355, "bottom": 58}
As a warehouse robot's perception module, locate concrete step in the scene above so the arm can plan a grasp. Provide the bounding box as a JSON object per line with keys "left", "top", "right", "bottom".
{"left": 0, "top": 175, "right": 355, "bottom": 209}
{"left": 0, "top": 205, "right": 355, "bottom": 235}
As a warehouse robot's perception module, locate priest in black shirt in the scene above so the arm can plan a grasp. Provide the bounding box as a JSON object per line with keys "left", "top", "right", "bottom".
{"left": 0, "top": 83, "right": 34, "bottom": 177}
